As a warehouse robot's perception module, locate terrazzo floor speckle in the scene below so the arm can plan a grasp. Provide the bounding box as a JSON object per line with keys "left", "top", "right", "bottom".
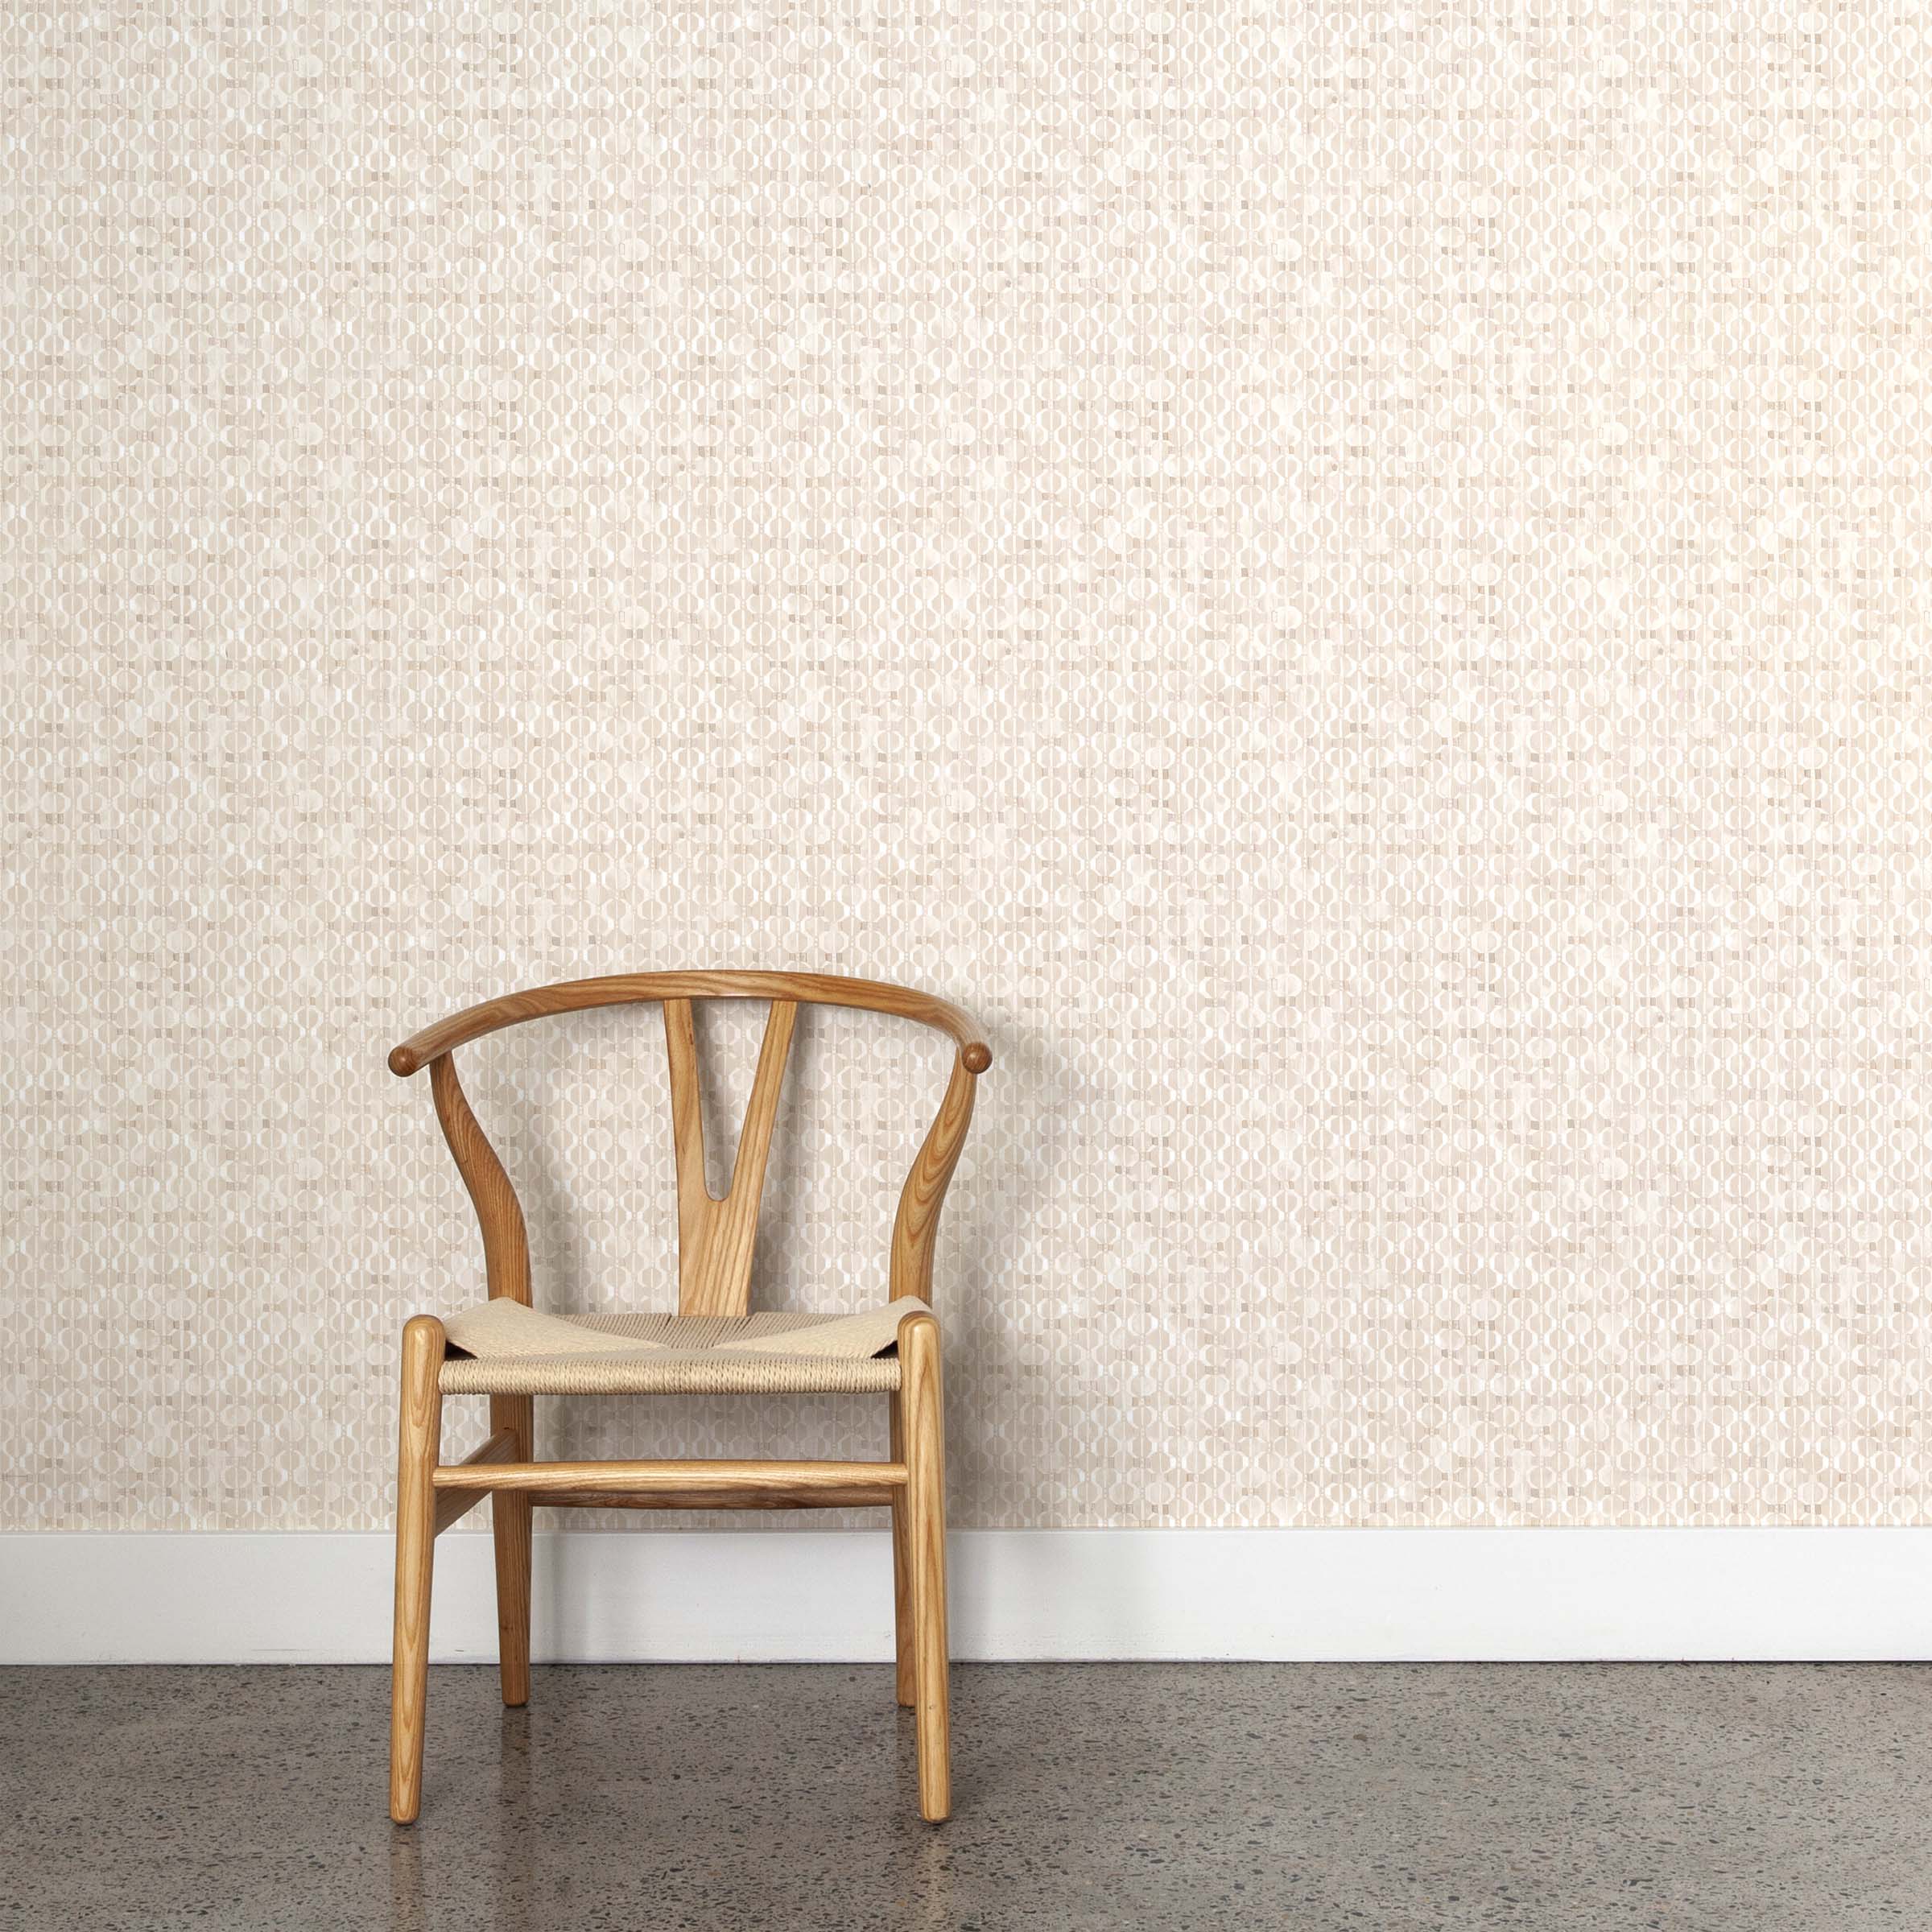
{"left": 5, "top": 1663, "right": 1930, "bottom": 1930}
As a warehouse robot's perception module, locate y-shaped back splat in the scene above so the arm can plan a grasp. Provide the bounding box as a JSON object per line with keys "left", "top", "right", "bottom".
{"left": 663, "top": 998, "right": 797, "bottom": 1317}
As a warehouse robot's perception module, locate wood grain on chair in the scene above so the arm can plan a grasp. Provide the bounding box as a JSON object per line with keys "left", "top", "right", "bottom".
{"left": 384, "top": 971, "right": 989, "bottom": 1826}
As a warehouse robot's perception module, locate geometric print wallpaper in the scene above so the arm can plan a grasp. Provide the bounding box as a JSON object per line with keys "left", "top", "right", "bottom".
{"left": 3, "top": 2, "right": 1930, "bottom": 1532}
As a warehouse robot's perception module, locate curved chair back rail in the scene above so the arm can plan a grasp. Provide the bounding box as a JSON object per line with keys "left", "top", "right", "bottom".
{"left": 389, "top": 970, "right": 991, "bottom": 1075}
{"left": 390, "top": 970, "right": 991, "bottom": 1318}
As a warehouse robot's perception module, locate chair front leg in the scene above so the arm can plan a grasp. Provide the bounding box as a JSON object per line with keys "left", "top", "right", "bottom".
{"left": 898, "top": 1311, "right": 950, "bottom": 1822}
{"left": 491, "top": 1392, "right": 534, "bottom": 1707}
{"left": 390, "top": 1315, "right": 445, "bottom": 1824}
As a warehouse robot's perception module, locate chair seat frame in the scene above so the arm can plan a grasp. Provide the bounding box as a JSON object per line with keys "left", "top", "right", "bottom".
{"left": 385, "top": 972, "right": 989, "bottom": 1826}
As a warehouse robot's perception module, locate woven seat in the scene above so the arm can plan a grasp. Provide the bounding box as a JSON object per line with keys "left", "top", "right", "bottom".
{"left": 438, "top": 1297, "right": 920, "bottom": 1396}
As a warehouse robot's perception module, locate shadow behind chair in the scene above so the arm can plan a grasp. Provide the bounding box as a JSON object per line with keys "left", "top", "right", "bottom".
{"left": 384, "top": 971, "right": 991, "bottom": 1826}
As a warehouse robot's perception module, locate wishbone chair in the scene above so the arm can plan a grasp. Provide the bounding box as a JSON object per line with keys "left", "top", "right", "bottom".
{"left": 383, "top": 971, "right": 991, "bottom": 1825}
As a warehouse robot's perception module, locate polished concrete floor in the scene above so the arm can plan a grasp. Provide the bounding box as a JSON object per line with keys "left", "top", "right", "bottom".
{"left": 5, "top": 1662, "right": 1930, "bottom": 1930}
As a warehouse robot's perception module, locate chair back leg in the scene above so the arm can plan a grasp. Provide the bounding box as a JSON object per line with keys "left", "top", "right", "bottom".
{"left": 491, "top": 1392, "right": 535, "bottom": 1707}
{"left": 390, "top": 1315, "right": 445, "bottom": 1824}
{"left": 889, "top": 1393, "right": 916, "bottom": 1707}
{"left": 898, "top": 1311, "right": 951, "bottom": 1821}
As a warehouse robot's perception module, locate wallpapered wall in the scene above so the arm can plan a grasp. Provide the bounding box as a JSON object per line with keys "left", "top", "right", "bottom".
{"left": 6, "top": 2, "right": 1930, "bottom": 1532}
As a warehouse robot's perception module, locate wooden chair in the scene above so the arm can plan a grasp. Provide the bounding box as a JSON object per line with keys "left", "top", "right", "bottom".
{"left": 383, "top": 972, "right": 989, "bottom": 1826}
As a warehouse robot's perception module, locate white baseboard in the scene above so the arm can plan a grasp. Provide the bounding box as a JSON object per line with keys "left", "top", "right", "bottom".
{"left": 2, "top": 1527, "right": 1928, "bottom": 1666}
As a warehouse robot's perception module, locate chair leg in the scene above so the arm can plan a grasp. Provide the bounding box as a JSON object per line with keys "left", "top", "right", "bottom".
{"left": 898, "top": 1312, "right": 950, "bottom": 1823}
{"left": 491, "top": 1393, "right": 534, "bottom": 1707}
{"left": 889, "top": 1393, "right": 915, "bottom": 1708}
{"left": 390, "top": 1315, "right": 444, "bottom": 1825}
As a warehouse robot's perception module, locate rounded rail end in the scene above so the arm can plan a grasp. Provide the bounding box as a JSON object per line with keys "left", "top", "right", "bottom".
{"left": 389, "top": 1044, "right": 423, "bottom": 1077}
{"left": 961, "top": 1042, "right": 992, "bottom": 1075}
